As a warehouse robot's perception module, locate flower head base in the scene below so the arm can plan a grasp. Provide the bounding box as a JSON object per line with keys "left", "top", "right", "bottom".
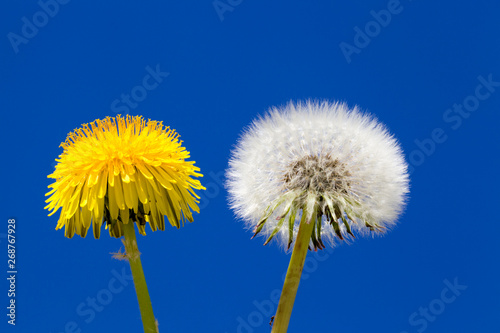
{"left": 45, "top": 115, "right": 205, "bottom": 239}
{"left": 227, "top": 101, "right": 409, "bottom": 250}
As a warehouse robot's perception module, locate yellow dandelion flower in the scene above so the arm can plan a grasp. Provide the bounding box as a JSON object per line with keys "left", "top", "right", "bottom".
{"left": 45, "top": 115, "right": 205, "bottom": 239}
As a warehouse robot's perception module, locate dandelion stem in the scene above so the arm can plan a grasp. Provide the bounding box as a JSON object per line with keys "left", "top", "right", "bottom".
{"left": 123, "top": 221, "right": 158, "bottom": 333}
{"left": 271, "top": 214, "right": 315, "bottom": 333}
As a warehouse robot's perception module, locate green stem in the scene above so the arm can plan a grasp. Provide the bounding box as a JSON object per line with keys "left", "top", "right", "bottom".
{"left": 271, "top": 215, "right": 315, "bottom": 333}
{"left": 123, "top": 221, "right": 158, "bottom": 333}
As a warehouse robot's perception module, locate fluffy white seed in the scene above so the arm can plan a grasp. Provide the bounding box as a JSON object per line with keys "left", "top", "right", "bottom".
{"left": 227, "top": 100, "right": 409, "bottom": 250}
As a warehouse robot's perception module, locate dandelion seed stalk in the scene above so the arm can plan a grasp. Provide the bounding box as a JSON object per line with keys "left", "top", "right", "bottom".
{"left": 123, "top": 221, "right": 157, "bottom": 333}
{"left": 271, "top": 210, "right": 315, "bottom": 333}
{"left": 227, "top": 101, "right": 409, "bottom": 331}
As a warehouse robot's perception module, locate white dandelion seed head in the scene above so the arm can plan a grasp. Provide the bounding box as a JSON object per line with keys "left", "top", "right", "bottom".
{"left": 226, "top": 100, "right": 409, "bottom": 250}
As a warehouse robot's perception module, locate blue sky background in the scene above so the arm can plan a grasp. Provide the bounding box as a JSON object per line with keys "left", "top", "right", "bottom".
{"left": 2, "top": 1, "right": 499, "bottom": 332}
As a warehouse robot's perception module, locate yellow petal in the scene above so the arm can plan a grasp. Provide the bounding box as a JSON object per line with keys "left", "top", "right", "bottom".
{"left": 113, "top": 175, "right": 126, "bottom": 210}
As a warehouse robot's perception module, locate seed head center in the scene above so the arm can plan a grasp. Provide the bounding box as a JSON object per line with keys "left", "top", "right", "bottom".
{"left": 283, "top": 155, "right": 350, "bottom": 194}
